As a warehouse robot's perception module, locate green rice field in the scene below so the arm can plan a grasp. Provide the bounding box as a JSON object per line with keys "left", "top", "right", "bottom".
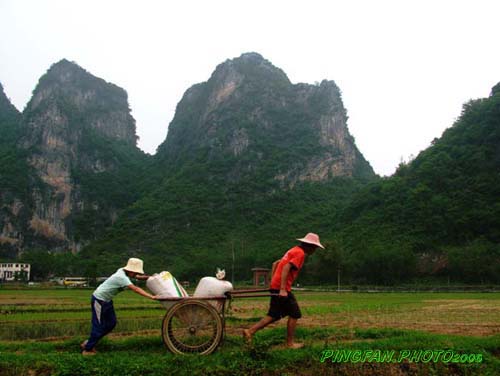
{"left": 0, "top": 288, "right": 499, "bottom": 375}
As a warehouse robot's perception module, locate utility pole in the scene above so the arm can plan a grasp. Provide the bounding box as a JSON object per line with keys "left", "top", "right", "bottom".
{"left": 337, "top": 267, "right": 340, "bottom": 292}
{"left": 231, "top": 240, "right": 235, "bottom": 285}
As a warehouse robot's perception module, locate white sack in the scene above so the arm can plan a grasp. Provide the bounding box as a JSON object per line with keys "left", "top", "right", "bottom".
{"left": 194, "top": 277, "right": 233, "bottom": 312}
{"left": 194, "top": 277, "right": 233, "bottom": 297}
{"left": 147, "top": 271, "right": 188, "bottom": 309}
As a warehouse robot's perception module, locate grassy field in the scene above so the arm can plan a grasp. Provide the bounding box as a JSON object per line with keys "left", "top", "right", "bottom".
{"left": 0, "top": 288, "right": 499, "bottom": 375}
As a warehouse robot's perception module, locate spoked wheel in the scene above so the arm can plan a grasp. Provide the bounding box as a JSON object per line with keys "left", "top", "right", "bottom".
{"left": 161, "top": 300, "right": 223, "bottom": 355}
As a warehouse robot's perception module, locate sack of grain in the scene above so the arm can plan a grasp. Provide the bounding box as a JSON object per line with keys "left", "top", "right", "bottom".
{"left": 193, "top": 277, "right": 233, "bottom": 297}
{"left": 193, "top": 276, "right": 233, "bottom": 312}
{"left": 147, "top": 271, "right": 189, "bottom": 309}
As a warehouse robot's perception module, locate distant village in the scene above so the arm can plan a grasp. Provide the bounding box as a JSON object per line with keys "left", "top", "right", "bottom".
{"left": 0, "top": 263, "right": 31, "bottom": 282}
{"left": 0, "top": 263, "right": 108, "bottom": 287}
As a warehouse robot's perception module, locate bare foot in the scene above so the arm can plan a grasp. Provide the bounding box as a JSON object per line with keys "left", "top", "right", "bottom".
{"left": 287, "top": 342, "right": 304, "bottom": 349}
{"left": 242, "top": 329, "right": 253, "bottom": 343}
{"left": 80, "top": 340, "right": 89, "bottom": 351}
{"left": 82, "top": 349, "right": 97, "bottom": 356}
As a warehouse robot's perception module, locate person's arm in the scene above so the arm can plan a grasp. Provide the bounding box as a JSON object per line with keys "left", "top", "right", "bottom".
{"left": 127, "top": 284, "right": 157, "bottom": 299}
{"left": 270, "top": 260, "right": 280, "bottom": 281}
{"left": 134, "top": 274, "right": 151, "bottom": 281}
{"left": 279, "top": 263, "right": 293, "bottom": 297}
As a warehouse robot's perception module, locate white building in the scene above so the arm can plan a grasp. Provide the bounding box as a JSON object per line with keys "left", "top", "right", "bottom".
{"left": 0, "top": 263, "right": 31, "bottom": 281}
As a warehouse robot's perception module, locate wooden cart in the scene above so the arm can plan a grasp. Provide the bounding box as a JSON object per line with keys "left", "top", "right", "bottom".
{"left": 158, "top": 288, "right": 274, "bottom": 355}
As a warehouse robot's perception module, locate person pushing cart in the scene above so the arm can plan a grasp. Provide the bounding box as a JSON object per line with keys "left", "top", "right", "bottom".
{"left": 81, "top": 258, "right": 158, "bottom": 355}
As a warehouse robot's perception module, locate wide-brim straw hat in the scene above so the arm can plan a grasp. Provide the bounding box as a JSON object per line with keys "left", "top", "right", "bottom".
{"left": 297, "top": 233, "right": 325, "bottom": 249}
{"left": 123, "top": 258, "right": 145, "bottom": 274}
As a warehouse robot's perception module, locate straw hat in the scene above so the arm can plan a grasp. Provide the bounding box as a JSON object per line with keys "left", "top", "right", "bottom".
{"left": 297, "top": 233, "right": 325, "bottom": 249}
{"left": 123, "top": 258, "right": 144, "bottom": 274}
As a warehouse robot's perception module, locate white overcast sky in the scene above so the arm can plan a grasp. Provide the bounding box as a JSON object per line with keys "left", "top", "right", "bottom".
{"left": 1, "top": 0, "right": 499, "bottom": 176}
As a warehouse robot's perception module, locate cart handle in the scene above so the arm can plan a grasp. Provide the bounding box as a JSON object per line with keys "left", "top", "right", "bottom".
{"left": 227, "top": 288, "right": 270, "bottom": 294}
{"left": 157, "top": 289, "right": 279, "bottom": 301}
{"left": 157, "top": 296, "right": 227, "bottom": 301}
{"left": 227, "top": 294, "right": 277, "bottom": 299}
{"left": 226, "top": 289, "right": 279, "bottom": 299}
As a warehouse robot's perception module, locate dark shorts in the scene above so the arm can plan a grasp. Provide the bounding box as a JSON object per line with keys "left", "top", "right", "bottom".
{"left": 267, "top": 289, "right": 302, "bottom": 320}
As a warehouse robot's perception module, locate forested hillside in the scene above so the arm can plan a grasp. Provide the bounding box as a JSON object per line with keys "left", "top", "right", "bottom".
{"left": 0, "top": 83, "right": 33, "bottom": 255}
{"left": 312, "top": 84, "right": 500, "bottom": 285}
{"left": 0, "top": 82, "right": 27, "bottom": 200}
{"left": 2, "top": 56, "right": 498, "bottom": 286}
{"left": 77, "top": 53, "right": 375, "bottom": 281}
{"left": 0, "top": 61, "right": 153, "bottom": 256}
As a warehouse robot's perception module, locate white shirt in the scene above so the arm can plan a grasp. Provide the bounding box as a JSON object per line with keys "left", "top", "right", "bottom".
{"left": 93, "top": 268, "right": 132, "bottom": 302}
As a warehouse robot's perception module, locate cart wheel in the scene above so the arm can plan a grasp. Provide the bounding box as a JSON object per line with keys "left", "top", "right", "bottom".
{"left": 162, "top": 300, "right": 223, "bottom": 355}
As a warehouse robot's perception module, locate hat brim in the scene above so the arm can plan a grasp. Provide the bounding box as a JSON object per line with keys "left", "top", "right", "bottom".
{"left": 123, "top": 266, "right": 145, "bottom": 274}
{"left": 297, "top": 238, "right": 325, "bottom": 249}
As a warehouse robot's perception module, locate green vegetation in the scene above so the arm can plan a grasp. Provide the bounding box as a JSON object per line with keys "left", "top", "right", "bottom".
{"left": 75, "top": 55, "right": 375, "bottom": 281}
{"left": 70, "top": 129, "right": 153, "bottom": 243}
{"left": 77, "top": 178, "right": 363, "bottom": 280}
{"left": 1, "top": 56, "right": 498, "bottom": 289}
{"left": 0, "top": 289, "right": 499, "bottom": 375}
{"left": 0, "top": 83, "right": 34, "bottom": 259}
{"left": 76, "top": 83, "right": 500, "bottom": 285}
{"left": 0, "top": 82, "right": 28, "bottom": 201}
{"left": 1, "top": 330, "right": 498, "bottom": 376}
{"left": 24, "top": 60, "right": 152, "bottom": 244}
{"left": 85, "top": 64, "right": 500, "bottom": 286}
{"left": 0, "top": 61, "right": 155, "bottom": 256}
{"left": 329, "top": 86, "right": 500, "bottom": 285}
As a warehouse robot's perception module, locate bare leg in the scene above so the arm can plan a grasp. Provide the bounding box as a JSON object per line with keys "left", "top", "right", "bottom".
{"left": 243, "top": 315, "right": 275, "bottom": 343}
{"left": 286, "top": 317, "right": 303, "bottom": 348}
